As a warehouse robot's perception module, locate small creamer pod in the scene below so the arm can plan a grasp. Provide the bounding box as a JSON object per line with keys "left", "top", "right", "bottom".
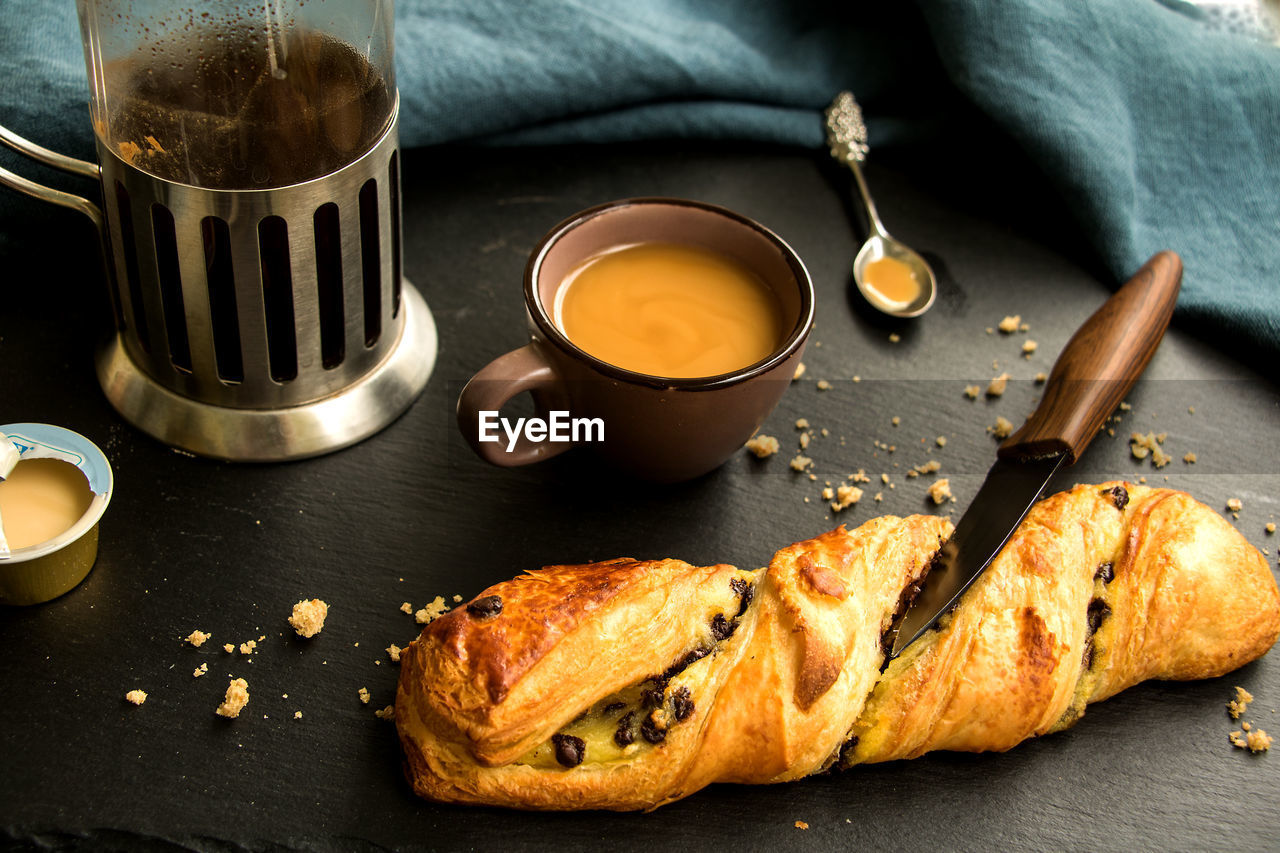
{"left": 0, "top": 424, "right": 113, "bottom": 605}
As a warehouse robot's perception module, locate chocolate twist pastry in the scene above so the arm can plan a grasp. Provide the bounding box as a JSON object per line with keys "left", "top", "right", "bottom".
{"left": 395, "top": 483, "right": 1280, "bottom": 810}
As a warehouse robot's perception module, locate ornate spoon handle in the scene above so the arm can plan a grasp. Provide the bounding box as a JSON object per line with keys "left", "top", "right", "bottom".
{"left": 824, "top": 92, "right": 886, "bottom": 238}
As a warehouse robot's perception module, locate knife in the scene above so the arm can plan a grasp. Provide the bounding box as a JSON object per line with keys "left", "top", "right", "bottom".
{"left": 885, "top": 250, "right": 1183, "bottom": 661}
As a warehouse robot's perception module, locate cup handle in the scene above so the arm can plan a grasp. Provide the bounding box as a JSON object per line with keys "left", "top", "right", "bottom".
{"left": 456, "top": 343, "right": 574, "bottom": 467}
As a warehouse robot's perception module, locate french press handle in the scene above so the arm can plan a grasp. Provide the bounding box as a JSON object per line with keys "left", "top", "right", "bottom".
{"left": 0, "top": 123, "right": 105, "bottom": 232}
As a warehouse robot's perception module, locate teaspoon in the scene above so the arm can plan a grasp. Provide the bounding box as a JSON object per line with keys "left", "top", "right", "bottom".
{"left": 824, "top": 91, "right": 937, "bottom": 319}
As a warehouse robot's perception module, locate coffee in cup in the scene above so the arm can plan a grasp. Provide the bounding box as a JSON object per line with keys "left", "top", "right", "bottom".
{"left": 553, "top": 241, "right": 786, "bottom": 379}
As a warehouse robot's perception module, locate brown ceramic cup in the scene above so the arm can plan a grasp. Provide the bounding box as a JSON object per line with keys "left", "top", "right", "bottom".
{"left": 455, "top": 198, "right": 814, "bottom": 482}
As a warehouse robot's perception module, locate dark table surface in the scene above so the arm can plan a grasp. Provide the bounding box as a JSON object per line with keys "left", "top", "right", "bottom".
{"left": 2, "top": 139, "right": 1278, "bottom": 852}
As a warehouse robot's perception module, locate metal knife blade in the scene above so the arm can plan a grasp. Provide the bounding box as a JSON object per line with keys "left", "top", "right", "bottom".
{"left": 887, "top": 454, "right": 1063, "bottom": 658}
{"left": 883, "top": 250, "right": 1183, "bottom": 662}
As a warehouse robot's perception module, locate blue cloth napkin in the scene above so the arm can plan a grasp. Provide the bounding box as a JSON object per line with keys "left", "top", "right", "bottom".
{"left": 2, "top": 0, "right": 1277, "bottom": 363}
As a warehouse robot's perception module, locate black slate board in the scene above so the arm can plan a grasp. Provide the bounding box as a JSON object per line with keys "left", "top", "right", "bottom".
{"left": 1, "top": 142, "right": 1278, "bottom": 851}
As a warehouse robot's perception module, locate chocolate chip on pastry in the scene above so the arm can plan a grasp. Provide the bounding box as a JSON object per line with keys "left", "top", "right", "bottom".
{"left": 1100, "top": 484, "right": 1130, "bottom": 511}
{"left": 465, "top": 595, "right": 503, "bottom": 619}
{"left": 395, "top": 483, "right": 1280, "bottom": 811}
{"left": 551, "top": 733, "right": 585, "bottom": 768}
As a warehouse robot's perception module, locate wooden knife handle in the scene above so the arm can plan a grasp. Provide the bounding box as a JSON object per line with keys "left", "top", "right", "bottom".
{"left": 998, "top": 251, "right": 1182, "bottom": 463}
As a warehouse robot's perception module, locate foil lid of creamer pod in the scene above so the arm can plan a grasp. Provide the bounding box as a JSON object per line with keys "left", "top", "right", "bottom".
{"left": 2, "top": 424, "right": 112, "bottom": 494}
{"left": 0, "top": 437, "right": 16, "bottom": 557}
{"left": 0, "top": 437, "right": 18, "bottom": 481}
{"left": 0, "top": 438, "right": 12, "bottom": 556}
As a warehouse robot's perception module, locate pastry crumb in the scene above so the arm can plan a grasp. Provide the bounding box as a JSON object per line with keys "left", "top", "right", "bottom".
{"left": 964, "top": 384, "right": 981, "bottom": 400}
{"left": 907, "top": 460, "right": 941, "bottom": 479}
{"left": 374, "top": 704, "right": 396, "bottom": 721}
{"left": 986, "top": 373, "right": 1010, "bottom": 397}
{"left": 1266, "top": 523, "right": 1275, "bottom": 535}
{"left": 935, "top": 436, "right": 947, "bottom": 447}
{"left": 794, "top": 418, "right": 810, "bottom": 430}
{"left": 358, "top": 686, "right": 371, "bottom": 705}
{"left": 792, "top": 362, "right": 806, "bottom": 381}
{"left": 998, "top": 315, "right": 1021, "bottom": 333}
{"left": 216, "top": 678, "right": 249, "bottom": 718}
{"left": 1130, "top": 432, "right": 1171, "bottom": 468}
{"left": 1022, "top": 340, "right": 1038, "bottom": 357}
{"left": 794, "top": 820, "right": 810, "bottom": 830}
{"left": 830, "top": 486, "right": 862, "bottom": 512}
{"left": 289, "top": 599, "right": 329, "bottom": 638}
{"left": 387, "top": 643, "right": 402, "bottom": 663}
{"left": 223, "top": 643, "right": 235, "bottom": 654}
{"left": 294, "top": 711, "right": 303, "bottom": 720}
{"left": 1034, "top": 372, "right": 1047, "bottom": 383}
{"left": 1183, "top": 452, "right": 1197, "bottom": 464}
{"left": 990, "top": 416, "right": 1014, "bottom": 440}
{"left": 790, "top": 455, "right": 813, "bottom": 472}
{"left": 744, "top": 434, "right": 780, "bottom": 458}
{"left": 415, "top": 595, "right": 449, "bottom": 625}
{"left": 1227, "top": 498, "right": 1243, "bottom": 513}
{"left": 185, "top": 630, "right": 210, "bottom": 647}
{"left": 125, "top": 689, "right": 147, "bottom": 706}
{"left": 927, "top": 479, "right": 953, "bottom": 505}
{"left": 239, "top": 640, "right": 257, "bottom": 655}
{"left": 816, "top": 379, "right": 832, "bottom": 391}
{"left": 193, "top": 663, "right": 208, "bottom": 678}
{"left": 1246, "top": 729, "right": 1273, "bottom": 753}
{"left": 1230, "top": 727, "right": 1272, "bottom": 753}
{"left": 1228, "top": 686, "right": 1254, "bottom": 719}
